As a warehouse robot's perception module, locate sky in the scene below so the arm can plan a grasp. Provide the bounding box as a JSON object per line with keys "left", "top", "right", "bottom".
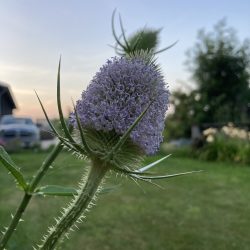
{"left": 0, "top": 0, "right": 249, "bottom": 120}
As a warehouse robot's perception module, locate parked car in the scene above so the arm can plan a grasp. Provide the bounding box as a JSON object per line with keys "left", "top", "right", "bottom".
{"left": 0, "top": 115, "right": 40, "bottom": 148}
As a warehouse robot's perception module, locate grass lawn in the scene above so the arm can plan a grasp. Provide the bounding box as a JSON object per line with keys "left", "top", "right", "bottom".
{"left": 0, "top": 149, "right": 250, "bottom": 250}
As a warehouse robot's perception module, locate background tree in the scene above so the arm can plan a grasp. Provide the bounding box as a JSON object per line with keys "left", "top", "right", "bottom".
{"left": 187, "top": 19, "right": 250, "bottom": 124}
{"left": 166, "top": 20, "right": 250, "bottom": 139}
{"left": 164, "top": 90, "right": 201, "bottom": 139}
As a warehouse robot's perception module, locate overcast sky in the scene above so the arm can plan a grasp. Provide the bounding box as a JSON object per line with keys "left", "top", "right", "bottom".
{"left": 0, "top": 0, "right": 249, "bottom": 119}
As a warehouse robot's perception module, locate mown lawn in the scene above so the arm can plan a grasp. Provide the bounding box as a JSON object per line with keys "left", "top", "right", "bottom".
{"left": 0, "top": 150, "right": 250, "bottom": 250}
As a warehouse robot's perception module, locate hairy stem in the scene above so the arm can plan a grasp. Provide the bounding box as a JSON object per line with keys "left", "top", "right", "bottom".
{"left": 39, "top": 161, "right": 108, "bottom": 250}
{"left": 29, "top": 143, "right": 64, "bottom": 191}
{"left": 0, "top": 193, "right": 32, "bottom": 250}
{"left": 0, "top": 143, "right": 63, "bottom": 250}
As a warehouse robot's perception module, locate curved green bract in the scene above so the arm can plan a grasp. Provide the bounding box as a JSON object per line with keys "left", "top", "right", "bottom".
{"left": 72, "top": 101, "right": 93, "bottom": 156}
{"left": 132, "top": 170, "right": 203, "bottom": 180}
{"left": 57, "top": 60, "right": 77, "bottom": 145}
{"left": 83, "top": 128, "right": 144, "bottom": 170}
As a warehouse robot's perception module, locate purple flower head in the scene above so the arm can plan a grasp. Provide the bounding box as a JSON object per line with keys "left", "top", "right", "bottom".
{"left": 71, "top": 57, "right": 169, "bottom": 155}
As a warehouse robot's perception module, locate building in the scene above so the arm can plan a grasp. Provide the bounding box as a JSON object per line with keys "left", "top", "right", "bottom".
{"left": 0, "top": 81, "right": 17, "bottom": 117}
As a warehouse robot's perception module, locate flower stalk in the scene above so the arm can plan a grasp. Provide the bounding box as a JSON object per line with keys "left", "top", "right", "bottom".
{"left": 39, "top": 161, "right": 109, "bottom": 250}
{"left": 0, "top": 193, "right": 32, "bottom": 250}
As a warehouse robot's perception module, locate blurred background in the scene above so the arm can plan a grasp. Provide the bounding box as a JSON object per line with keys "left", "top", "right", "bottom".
{"left": 0, "top": 1, "right": 250, "bottom": 249}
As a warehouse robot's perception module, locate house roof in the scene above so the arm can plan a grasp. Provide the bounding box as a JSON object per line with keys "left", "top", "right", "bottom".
{"left": 0, "top": 81, "right": 17, "bottom": 109}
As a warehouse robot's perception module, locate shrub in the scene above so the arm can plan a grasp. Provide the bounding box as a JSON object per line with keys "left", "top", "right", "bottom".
{"left": 198, "top": 124, "right": 250, "bottom": 164}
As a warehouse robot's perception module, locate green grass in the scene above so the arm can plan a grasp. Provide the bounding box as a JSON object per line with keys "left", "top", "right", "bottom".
{"left": 0, "top": 150, "right": 250, "bottom": 250}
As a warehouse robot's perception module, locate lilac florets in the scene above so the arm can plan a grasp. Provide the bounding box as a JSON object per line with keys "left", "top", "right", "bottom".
{"left": 71, "top": 57, "right": 169, "bottom": 155}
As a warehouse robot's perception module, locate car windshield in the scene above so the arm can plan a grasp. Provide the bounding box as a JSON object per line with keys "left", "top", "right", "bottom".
{"left": 0, "top": 117, "right": 33, "bottom": 125}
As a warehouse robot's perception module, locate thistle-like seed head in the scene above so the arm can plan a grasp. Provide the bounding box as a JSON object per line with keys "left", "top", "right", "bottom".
{"left": 70, "top": 56, "right": 169, "bottom": 156}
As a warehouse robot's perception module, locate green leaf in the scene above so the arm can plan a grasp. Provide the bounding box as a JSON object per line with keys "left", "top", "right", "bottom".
{"left": 35, "top": 185, "right": 78, "bottom": 196}
{"left": 0, "top": 146, "right": 28, "bottom": 190}
{"left": 35, "top": 185, "right": 120, "bottom": 197}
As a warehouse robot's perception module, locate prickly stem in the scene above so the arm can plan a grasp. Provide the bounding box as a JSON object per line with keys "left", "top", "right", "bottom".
{"left": 39, "top": 161, "right": 108, "bottom": 250}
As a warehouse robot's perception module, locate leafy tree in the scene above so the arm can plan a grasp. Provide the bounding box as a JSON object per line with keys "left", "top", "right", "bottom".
{"left": 186, "top": 19, "right": 250, "bottom": 124}
{"left": 166, "top": 20, "right": 250, "bottom": 139}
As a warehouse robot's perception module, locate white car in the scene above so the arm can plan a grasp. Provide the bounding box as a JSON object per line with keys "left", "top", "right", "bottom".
{"left": 0, "top": 115, "right": 40, "bottom": 148}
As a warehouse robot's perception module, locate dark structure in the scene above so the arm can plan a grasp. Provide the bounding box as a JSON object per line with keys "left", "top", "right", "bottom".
{"left": 0, "top": 82, "right": 17, "bottom": 117}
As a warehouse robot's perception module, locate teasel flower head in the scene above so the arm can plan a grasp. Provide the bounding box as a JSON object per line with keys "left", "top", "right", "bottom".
{"left": 70, "top": 56, "right": 169, "bottom": 155}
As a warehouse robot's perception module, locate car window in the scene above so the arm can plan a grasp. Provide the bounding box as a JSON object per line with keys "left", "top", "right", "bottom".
{"left": 0, "top": 117, "right": 15, "bottom": 124}
{"left": 0, "top": 117, "right": 34, "bottom": 125}
{"left": 16, "top": 118, "right": 33, "bottom": 125}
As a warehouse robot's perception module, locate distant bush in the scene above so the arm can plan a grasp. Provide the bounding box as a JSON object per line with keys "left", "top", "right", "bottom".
{"left": 198, "top": 124, "right": 250, "bottom": 164}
